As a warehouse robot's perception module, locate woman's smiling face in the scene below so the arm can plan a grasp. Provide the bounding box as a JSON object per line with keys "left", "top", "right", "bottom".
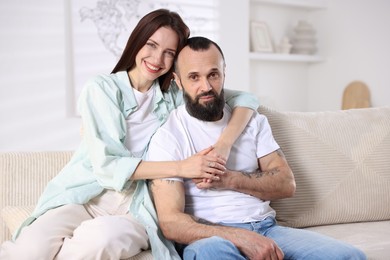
{"left": 134, "top": 26, "right": 179, "bottom": 83}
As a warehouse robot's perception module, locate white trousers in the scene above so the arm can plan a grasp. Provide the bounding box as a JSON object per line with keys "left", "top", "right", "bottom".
{"left": 0, "top": 188, "right": 149, "bottom": 260}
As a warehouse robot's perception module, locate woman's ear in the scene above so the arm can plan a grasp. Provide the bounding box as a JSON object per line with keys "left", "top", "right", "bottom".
{"left": 173, "top": 72, "right": 183, "bottom": 90}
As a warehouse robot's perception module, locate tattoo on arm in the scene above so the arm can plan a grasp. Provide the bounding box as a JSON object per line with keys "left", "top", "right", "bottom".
{"left": 241, "top": 149, "right": 284, "bottom": 178}
{"left": 241, "top": 168, "right": 279, "bottom": 178}
{"left": 150, "top": 179, "right": 177, "bottom": 187}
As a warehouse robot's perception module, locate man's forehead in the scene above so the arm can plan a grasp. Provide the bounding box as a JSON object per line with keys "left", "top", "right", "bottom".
{"left": 178, "top": 45, "right": 223, "bottom": 72}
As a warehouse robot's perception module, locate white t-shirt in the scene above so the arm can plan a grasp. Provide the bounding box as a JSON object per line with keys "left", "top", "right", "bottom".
{"left": 124, "top": 84, "right": 159, "bottom": 158}
{"left": 147, "top": 105, "right": 279, "bottom": 223}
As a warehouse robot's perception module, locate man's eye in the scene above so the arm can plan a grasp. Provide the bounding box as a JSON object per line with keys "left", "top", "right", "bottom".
{"left": 209, "top": 72, "right": 219, "bottom": 79}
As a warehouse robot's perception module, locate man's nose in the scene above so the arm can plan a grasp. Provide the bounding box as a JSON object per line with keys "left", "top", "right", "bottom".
{"left": 200, "top": 78, "right": 212, "bottom": 92}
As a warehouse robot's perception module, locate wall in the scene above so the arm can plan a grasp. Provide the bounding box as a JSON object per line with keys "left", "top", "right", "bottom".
{"left": 218, "top": 0, "right": 250, "bottom": 92}
{"left": 307, "top": 0, "right": 390, "bottom": 111}
{"left": 221, "top": 0, "right": 390, "bottom": 112}
{"left": 1, "top": 0, "right": 390, "bottom": 151}
{"left": 0, "top": 1, "right": 81, "bottom": 152}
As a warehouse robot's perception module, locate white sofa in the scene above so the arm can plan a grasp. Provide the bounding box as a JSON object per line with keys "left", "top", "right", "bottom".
{"left": 1, "top": 106, "right": 390, "bottom": 259}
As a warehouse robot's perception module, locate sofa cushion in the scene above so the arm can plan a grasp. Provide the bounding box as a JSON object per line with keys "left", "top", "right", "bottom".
{"left": 305, "top": 220, "right": 390, "bottom": 260}
{"left": 1, "top": 206, "right": 34, "bottom": 235}
{"left": 259, "top": 106, "right": 390, "bottom": 228}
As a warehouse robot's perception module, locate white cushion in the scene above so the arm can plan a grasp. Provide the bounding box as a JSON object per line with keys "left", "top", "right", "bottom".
{"left": 1, "top": 205, "right": 34, "bottom": 235}
{"left": 305, "top": 220, "right": 390, "bottom": 260}
{"left": 259, "top": 106, "right": 390, "bottom": 228}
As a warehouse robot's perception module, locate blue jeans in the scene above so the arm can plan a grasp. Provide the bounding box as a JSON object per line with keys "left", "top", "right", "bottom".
{"left": 179, "top": 217, "right": 366, "bottom": 260}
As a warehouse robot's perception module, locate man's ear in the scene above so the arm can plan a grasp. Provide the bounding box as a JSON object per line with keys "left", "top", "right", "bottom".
{"left": 173, "top": 72, "right": 183, "bottom": 90}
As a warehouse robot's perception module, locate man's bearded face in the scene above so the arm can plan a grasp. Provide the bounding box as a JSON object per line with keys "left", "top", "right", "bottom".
{"left": 184, "top": 88, "right": 225, "bottom": 121}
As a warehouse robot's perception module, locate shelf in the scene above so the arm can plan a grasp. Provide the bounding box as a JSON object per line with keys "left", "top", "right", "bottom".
{"left": 249, "top": 52, "right": 324, "bottom": 63}
{"left": 251, "top": 0, "right": 327, "bottom": 10}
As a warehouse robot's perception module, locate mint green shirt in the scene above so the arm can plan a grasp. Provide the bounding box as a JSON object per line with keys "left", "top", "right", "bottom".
{"left": 15, "top": 71, "right": 259, "bottom": 259}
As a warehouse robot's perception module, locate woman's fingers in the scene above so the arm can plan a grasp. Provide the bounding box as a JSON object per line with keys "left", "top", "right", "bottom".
{"left": 198, "top": 146, "right": 214, "bottom": 155}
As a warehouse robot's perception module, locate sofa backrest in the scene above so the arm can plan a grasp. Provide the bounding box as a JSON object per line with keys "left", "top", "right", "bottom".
{"left": 260, "top": 106, "right": 390, "bottom": 228}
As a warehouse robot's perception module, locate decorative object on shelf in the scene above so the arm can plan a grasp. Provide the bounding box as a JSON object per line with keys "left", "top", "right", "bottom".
{"left": 291, "top": 20, "right": 317, "bottom": 55}
{"left": 276, "top": 36, "right": 292, "bottom": 54}
{"left": 342, "top": 81, "right": 371, "bottom": 110}
{"left": 250, "top": 21, "right": 274, "bottom": 53}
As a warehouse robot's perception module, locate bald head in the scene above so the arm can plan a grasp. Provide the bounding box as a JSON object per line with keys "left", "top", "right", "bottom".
{"left": 174, "top": 37, "right": 225, "bottom": 77}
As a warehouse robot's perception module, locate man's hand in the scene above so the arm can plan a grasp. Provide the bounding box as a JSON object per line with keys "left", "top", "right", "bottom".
{"left": 234, "top": 229, "right": 284, "bottom": 260}
{"left": 194, "top": 150, "right": 295, "bottom": 201}
{"left": 193, "top": 169, "right": 235, "bottom": 189}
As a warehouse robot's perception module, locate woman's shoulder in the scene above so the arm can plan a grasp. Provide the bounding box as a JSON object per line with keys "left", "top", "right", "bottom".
{"left": 83, "top": 72, "right": 128, "bottom": 94}
{"left": 86, "top": 72, "right": 122, "bottom": 86}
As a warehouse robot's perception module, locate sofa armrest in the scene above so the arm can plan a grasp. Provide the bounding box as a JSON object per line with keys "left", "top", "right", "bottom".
{"left": 0, "top": 151, "right": 73, "bottom": 243}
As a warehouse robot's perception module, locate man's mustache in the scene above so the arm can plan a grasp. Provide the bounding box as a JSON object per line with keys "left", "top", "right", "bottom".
{"left": 197, "top": 90, "right": 216, "bottom": 99}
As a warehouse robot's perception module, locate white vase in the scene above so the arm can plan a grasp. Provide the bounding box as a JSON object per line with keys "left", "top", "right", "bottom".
{"left": 276, "top": 36, "right": 292, "bottom": 54}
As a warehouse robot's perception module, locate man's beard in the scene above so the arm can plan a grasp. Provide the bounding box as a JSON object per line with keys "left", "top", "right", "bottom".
{"left": 184, "top": 89, "right": 225, "bottom": 121}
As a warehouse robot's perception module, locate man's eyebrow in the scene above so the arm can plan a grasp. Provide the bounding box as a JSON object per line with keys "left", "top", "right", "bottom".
{"left": 187, "top": 71, "right": 199, "bottom": 78}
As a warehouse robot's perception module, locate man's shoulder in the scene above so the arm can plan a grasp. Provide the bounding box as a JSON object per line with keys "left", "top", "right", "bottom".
{"left": 148, "top": 105, "right": 188, "bottom": 160}
{"left": 243, "top": 110, "right": 271, "bottom": 134}
{"left": 162, "top": 105, "right": 187, "bottom": 128}
{"left": 152, "top": 105, "right": 187, "bottom": 140}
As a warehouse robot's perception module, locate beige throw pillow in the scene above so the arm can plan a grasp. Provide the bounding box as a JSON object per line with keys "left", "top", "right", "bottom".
{"left": 1, "top": 206, "right": 34, "bottom": 235}
{"left": 259, "top": 106, "right": 390, "bottom": 228}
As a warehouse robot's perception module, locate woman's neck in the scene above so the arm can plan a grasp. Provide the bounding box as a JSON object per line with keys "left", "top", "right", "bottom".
{"left": 128, "top": 70, "right": 154, "bottom": 93}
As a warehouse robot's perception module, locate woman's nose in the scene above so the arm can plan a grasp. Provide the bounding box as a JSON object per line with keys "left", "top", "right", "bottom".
{"left": 152, "top": 51, "right": 164, "bottom": 66}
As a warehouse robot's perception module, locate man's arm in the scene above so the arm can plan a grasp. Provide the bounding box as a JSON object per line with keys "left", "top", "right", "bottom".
{"left": 150, "top": 179, "right": 284, "bottom": 259}
{"left": 196, "top": 149, "right": 296, "bottom": 201}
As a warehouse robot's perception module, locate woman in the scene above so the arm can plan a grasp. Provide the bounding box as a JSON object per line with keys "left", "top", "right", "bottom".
{"left": 0, "top": 9, "right": 259, "bottom": 260}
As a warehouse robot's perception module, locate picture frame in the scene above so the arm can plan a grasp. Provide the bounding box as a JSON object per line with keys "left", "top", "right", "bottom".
{"left": 250, "top": 21, "right": 274, "bottom": 53}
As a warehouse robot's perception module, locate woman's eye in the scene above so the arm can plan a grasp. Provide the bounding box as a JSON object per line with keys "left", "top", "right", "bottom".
{"left": 146, "top": 42, "right": 156, "bottom": 48}
{"left": 165, "top": 51, "right": 176, "bottom": 58}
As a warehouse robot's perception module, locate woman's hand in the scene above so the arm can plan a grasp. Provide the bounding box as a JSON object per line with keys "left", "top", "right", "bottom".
{"left": 209, "top": 140, "right": 232, "bottom": 162}
{"left": 178, "top": 146, "right": 226, "bottom": 180}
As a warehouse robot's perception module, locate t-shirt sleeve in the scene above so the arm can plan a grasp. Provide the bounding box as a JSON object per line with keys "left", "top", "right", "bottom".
{"left": 256, "top": 114, "right": 280, "bottom": 158}
{"left": 146, "top": 121, "right": 184, "bottom": 182}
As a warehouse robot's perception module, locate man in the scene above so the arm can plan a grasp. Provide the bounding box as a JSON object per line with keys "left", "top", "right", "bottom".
{"left": 147, "top": 37, "right": 366, "bottom": 260}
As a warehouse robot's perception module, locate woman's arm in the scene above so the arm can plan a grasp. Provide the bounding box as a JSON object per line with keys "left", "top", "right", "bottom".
{"left": 212, "top": 107, "right": 254, "bottom": 160}
{"left": 131, "top": 147, "right": 226, "bottom": 180}
{"left": 212, "top": 89, "right": 259, "bottom": 160}
{"left": 171, "top": 84, "right": 259, "bottom": 159}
